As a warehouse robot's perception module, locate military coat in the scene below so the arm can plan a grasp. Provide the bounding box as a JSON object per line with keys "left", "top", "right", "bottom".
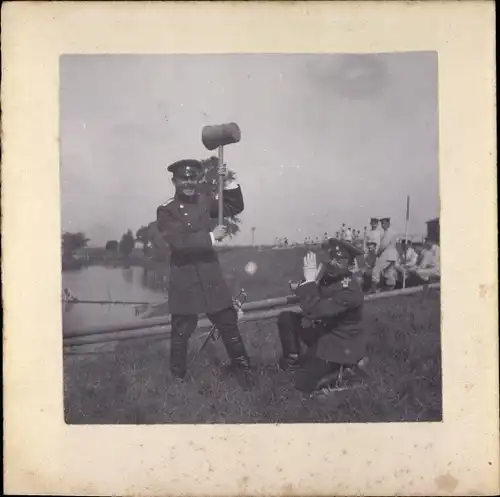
{"left": 155, "top": 185, "right": 244, "bottom": 315}
{"left": 293, "top": 263, "right": 366, "bottom": 364}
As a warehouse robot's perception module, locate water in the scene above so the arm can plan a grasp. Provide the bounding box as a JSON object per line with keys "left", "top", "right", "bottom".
{"left": 62, "top": 265, "right": 168, "bottom": 335}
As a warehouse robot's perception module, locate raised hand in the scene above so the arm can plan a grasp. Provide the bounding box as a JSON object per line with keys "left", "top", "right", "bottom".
{"left": 217, "top": 162, "right": 228, "bottom": 177}
{"left": 303, "top": 251, "right": 319, "bottom": 282}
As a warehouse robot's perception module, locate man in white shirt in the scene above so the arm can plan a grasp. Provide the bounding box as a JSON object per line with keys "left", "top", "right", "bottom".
{"left": 411, "top": 238, "right": 440, "bottom": 281}
{"left": 370, "top": 217, "right": 399, "bottom": 292}
{"left": 365, "top": 217, "right": 382, "bottom": 251}
{"left": 396, "top": 240, "right": 419, "bottom": 284}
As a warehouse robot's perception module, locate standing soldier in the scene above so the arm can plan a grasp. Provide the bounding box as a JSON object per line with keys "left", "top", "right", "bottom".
{"left": 150, "top": 159, "right": 253, "bottom": 387}
{"left": 366, "top": 217, "right": 382, "bottom": 251}
{"left": 277, "top": 239, "right": 368, "bottom": 394}
{"left": 371, "top": 217, "right": 399, "bottom": 292}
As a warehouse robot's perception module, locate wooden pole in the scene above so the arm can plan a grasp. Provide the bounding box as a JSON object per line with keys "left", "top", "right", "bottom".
{"left": 403, "top": 195, "right": 410, "bottom": 289}
{"left": 63, "top": 283, "right": 440, "bottom": 347}
{"left": 64, "top": 294, "right": 299, "bottom": 338}
{"left": 218, "top": 145, "right": 224, "bottom": 226}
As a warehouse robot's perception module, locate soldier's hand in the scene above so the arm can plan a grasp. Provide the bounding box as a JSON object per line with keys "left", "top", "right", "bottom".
{"left": 217, "top": 162, "right": 228, "bottom": 177}
{"left": 212, "top": 225, "right": 227, "bottom": 241}
{"left": 301, "top": 317, "right": 313, "bottom": 328}
{"left": 303, "top": 251, "right": 319, "bottom": 282}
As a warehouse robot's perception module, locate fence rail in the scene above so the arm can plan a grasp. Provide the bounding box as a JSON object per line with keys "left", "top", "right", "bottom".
{"left": 63, "top": 283, "right": 440, "bottom": 348}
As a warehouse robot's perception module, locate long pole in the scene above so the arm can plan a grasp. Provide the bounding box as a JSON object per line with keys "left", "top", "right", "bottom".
{"left": 218, "top": 145, "right": 224, "bottom": 226}
{"left": 63, "top": 283, "right": 440, "bottom": 347}
{"left": 403, "top": 195, "right": 410, "bottom": 289}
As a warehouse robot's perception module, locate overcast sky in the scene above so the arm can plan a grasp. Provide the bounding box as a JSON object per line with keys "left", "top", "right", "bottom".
{"left": 60, "top": 52, "right": 439, "bottom": 246}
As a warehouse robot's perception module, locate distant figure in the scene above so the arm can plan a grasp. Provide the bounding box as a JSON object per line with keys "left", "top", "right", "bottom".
{"left": 410, "top": 238, "right": 440, "bottom": 282}
{"left": 396, "top": 240, "right": 419, "bottom": 284}
{"left": 323, "top": 232, "right": 329, "bottom": 241}
{"left": 284, "top": 237, "right": 289, "bottom": 247}
{"left": 340, "top": 223, "right": 347, "bottom": 240}
{"left": 361, "top": 241, "right": 378, "bottom": 290}
{"left": 370, "top": 217, "right": 399, "bottom": 292}
{"left": 401, "top": 241, "right": 419, "bottom": 267}
{"left": 344, "top": 227, "right": 353, "bottom": 242}
{"left": 366, "top": 217, "right": 382, "bottom": 251}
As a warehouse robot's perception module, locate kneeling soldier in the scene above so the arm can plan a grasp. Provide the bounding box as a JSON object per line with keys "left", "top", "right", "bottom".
{"left": 278, "top": 239, "right": 368, "bottom": 394}
{"left": 151, "top": 158, "right": 253, "bottom": 388}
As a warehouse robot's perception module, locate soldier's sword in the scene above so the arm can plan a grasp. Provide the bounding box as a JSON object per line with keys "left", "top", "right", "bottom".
{"left": 192, "top": 289, "right": 247, "bottom": 361}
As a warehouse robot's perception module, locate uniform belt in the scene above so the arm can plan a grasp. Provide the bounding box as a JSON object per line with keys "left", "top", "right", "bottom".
{"left": 170, "top": 250, "right": 219, "bottom": 266}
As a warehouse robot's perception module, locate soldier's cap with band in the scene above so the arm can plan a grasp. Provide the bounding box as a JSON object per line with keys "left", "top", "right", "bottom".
{"left": 317, "top": 238, "right": 362, "bottom": 281}
{"left": 380, "top": 217, "right": 391, "bottom": 222}
{"left": 167, "top": 159, "right": 203, "bottom": 178}
{"left": 322, "top": 237, "right": 364, "bottom": 257}
{"left": 370, "top": 217, "right": 379, "bottom": 222}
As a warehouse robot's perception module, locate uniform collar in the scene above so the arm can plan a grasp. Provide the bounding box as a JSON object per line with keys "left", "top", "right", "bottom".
{"left": 175, "top": 192, "right": 199, "bottom": 203}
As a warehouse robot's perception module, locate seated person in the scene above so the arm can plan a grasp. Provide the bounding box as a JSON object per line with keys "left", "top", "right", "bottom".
{"left": 395, "top": 240, "right": 419, "bottom": 284}
{"left": 409, "top": 238, "right": 440, "bottom": 282}
{"left": 277, "top": 240, "right": 368, "bottom": 394}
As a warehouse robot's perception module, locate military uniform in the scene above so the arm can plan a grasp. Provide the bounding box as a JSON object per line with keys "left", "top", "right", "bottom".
{"left": 277, "top": 239, "right": 367, "bottom": 393}
{"left": 154, "top": 159, "right": 251, "bottom": 380}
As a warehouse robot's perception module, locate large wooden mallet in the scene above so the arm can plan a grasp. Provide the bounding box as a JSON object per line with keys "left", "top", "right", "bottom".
{"left": 201, "top": 122, "right": 241, "bottom": 225}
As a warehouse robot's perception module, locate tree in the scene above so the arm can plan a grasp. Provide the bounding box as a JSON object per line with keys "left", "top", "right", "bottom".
{"left": 199, "top": 156, "right": 242, "bottom": 238}
{"left": 135, "top": 225, "right": 150, "bottom": 253}
{"left": 62, "top": 231, "right": 89, "bottom": 258}
{"left": 119, "top": 230, "right": 135, "bottom": 258}
{"left": 105, "top": 240, "right": 119, "bottom": 252}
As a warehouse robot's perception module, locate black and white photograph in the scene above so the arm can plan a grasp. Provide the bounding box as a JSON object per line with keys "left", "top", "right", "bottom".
{"left": 60, "top": 52, "right": 442, "bottom": 424}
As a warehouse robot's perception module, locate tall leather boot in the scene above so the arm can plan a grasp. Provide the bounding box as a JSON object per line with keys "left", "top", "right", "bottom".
{"left": 170, "top": 331, "right": 188, "bottom": 379}
{"left": 210, "top": 307, "right": 254, "bottom": 389}
{"left": 170, "top": 315, "right": 198, "bottom": 379}
{"left": 220, "top": 328, "right": 251, "bottom": 370}
{"left": 277, "top": 311, "right": 303, "bottom": 370}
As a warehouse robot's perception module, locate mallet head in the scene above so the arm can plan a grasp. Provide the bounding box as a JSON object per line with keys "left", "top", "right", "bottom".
{"left": 202, "top": 122, "right": 241, "bottom": 151}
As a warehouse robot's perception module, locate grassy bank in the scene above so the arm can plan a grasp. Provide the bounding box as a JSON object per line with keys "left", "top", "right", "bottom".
{"left": 64, "top": 288, "right": 441, "bottom": 424}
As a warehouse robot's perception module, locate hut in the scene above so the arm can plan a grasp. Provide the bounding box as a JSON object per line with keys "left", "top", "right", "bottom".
{"left": 426, "top": 218, "right": 440, "bottom": 244}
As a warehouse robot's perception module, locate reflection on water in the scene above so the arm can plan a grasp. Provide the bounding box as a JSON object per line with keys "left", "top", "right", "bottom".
{"left": 62, "top": 265, "right": 169, "bottom": 335}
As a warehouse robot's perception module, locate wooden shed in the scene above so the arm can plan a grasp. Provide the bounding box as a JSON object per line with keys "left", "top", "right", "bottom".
{"left": 426, "top": 218, "right": 440, "bottom": 243}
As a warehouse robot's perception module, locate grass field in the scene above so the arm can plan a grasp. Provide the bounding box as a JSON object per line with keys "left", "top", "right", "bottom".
{"left": 63, "top": 246, "right": 442, "bottom": 424}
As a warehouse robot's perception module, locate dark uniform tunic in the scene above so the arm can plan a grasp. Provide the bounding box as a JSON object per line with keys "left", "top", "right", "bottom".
{"left": 277, "top": 260, "right": 366, "bottom": 392}
{"left": 156, "top": 186, "right": 243, "bottom": 315}
{"left": 293, "top": 264, "right": 366, "bottom": 365}
{"left": 153, "top": 179, "right": 250, "bottom": 380}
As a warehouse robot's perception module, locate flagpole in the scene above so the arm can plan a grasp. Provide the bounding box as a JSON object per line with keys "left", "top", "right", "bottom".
{"left": 402, "top": 195, "right": 410, "bottom": 289}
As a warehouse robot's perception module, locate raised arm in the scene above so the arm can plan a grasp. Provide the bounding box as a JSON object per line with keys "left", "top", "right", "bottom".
{"left": 208, "top": 180, "right": 244, "bottom": 218}
{"left": 294, "top": 280, "right": 364, "bottom": 320}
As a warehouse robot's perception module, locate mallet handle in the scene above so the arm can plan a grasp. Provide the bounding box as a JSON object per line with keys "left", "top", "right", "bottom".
{"left": 218, "top": 145, "right": 224, "bottom": 226}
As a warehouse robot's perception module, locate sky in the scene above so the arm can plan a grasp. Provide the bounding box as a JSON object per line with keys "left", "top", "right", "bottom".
{"left": 60, "top": 52, "right": 439, "bottom": 246}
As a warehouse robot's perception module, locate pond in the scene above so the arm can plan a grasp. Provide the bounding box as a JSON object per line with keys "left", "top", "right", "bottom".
{"left": 62, "top": 265, "right": 169, "bottom": 335}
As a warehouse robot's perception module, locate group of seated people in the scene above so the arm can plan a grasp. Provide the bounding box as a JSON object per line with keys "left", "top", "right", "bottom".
{"left": 359, "top": 238, "right": 440, "bottom": 291}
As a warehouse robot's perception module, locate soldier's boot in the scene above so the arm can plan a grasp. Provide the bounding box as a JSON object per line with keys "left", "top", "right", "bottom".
{"left": 369, "top": 281, "right": 380, "bottom": 294}
{"left": 220, "top": 331, "right": 255, "bottom": 390}
{"left": 170, "top": 332, "right": 189, "bottom": 379}
{"left": 278, "top": 354, "right": 301, "bottom": 371}
{"left": 277, "top": 311, "right": 303, "bottom": 370}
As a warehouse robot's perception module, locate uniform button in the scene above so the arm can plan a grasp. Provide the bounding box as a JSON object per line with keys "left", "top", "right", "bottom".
{"left": 180, "top": 205, "right": 184, "bottom": 208}
{"left": 184, "top": 213, "right": 188, "bottom": 216}
{"left": 187, "top": 223, "right": 191, "bottom": 226}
